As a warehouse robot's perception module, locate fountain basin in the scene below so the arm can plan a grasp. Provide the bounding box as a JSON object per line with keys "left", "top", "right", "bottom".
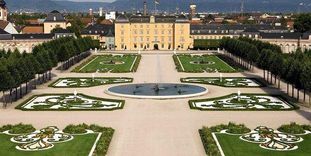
{"left": 106, "top": 83, "right": 208, "bottom": 99}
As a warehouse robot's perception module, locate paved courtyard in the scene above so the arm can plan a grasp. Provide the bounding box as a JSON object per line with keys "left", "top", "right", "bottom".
{"left": 0, "top": 52, "right": 310, "bottom": 156}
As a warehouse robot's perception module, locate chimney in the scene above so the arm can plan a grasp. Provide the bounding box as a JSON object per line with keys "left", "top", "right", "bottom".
{"left": 143, "top": 1, "right": 147, "bottom": 16}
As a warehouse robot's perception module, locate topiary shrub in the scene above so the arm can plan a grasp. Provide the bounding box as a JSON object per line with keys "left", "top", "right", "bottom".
{"left": 278, "top": 122, "right": 306, "bottom": 134}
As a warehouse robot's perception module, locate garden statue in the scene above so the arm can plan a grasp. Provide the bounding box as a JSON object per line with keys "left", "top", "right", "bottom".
{"left": 74, "top": 90, "right": 77, "bottom": 101}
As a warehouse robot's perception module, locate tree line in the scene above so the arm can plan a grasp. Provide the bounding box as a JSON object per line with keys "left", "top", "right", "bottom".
{"left": 220, "top": 37, "right": 311, "bottom": 104}
{"left": 0, "top": 37, "right": 99, "bottom": 107}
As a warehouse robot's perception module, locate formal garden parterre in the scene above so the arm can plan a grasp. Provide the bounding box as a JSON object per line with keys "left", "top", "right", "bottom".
{"left": 73, "top": 54, "right": 141, "bottom": 73}
{"left": 173, "top": 54, "right": 242, "bottom": 73}
{"left": 16, "top": 94, "right": 124, "bottom": 111}
{"left": 0, "top": 123, "right": 114, "bottom": 156}
{"left": 181, "top": 77, "right": 265, "bottom": 87}
{"left": 189, "top": 94, "right": 297, "bottom": 111}
{"left": 50, "top": 77, "right": 133, "bottom": 88}
{"left": 199, "top": 123, "right": 311, "bottom": 156}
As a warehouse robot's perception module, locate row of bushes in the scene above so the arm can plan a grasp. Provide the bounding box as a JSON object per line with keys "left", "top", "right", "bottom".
{"left": 63, "top": 123, "right": 114, "bottom": 156}
{"left": 172, "top": 55, "right": 184, "bottom": 72}
{"left": 131, "top": 55, "right": 142, "bottom": 72}
{"left": 193, "top": 39, "right": 220, "bottom": 50}
{"left": 278, "top": 122, "right": 311, "bottom": 134}
{"left": 0, "top": 123, "right": 35, "bottom": 134}
{"left": 200, "top": 122, "right": 250, "bottom": 156}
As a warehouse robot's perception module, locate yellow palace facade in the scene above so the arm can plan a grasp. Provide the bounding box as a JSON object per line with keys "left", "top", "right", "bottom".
{"left": 114, "top": 15, "right": 193, "bottom": 51}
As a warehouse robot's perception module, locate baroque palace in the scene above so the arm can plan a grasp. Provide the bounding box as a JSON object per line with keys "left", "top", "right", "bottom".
{"left": 114, "top": 14, "right": 192, "bottom": 51}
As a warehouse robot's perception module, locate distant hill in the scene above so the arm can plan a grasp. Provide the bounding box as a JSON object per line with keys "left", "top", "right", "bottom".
{"left": 7, "top": 0, "right": 63, "bottom": 12}
{"left": 5, "top": 0, "right": 311, "bottom": 13}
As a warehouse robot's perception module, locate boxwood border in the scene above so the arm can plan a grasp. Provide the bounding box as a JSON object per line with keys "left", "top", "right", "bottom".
{"left": 189, "top": 93, "right": 299, "bottom": 111}
{"left": 16, "top": 93, "right": 125, "bottom": 111}
{"left": 48, "top": 77, "right": 133, "bottom": 88}
{"left": 181, "top": 77, "right": 267, "bottom": 88}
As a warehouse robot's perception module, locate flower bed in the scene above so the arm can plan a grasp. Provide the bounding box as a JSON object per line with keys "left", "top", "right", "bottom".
{"left": 16, "top": 94, "right": 124, "bottom": 111}
{"left": 0, "top": 123, "right": 114, "bottom": 156}
{"left": 181, "top": 77, "right": 265, "bottom": 87}
{"left": 50, "top": 77, "right": 133, "bottom": 88}
{"left": 200, "top": 123, "right": 311, "bottom": 156}
{"left": 190, "top": 94, "right": 298, "bottom": 111}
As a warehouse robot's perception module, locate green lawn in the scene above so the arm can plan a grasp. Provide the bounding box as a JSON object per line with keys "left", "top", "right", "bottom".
{"left": 174, "top": 54, "right": 238, "bottom": 73}
{"left": 0, "top": 133, "right": 98, "bottom": 156}
{"left": 216, "top": 133, "right": 311, "bottom": 156}
{"left": 74, "top": 55, "right": 141, "bottom": 73}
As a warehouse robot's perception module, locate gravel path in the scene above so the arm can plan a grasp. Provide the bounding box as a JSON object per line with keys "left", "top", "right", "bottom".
{"left": 0, "top": 51, "right": 310, "bottom": 156}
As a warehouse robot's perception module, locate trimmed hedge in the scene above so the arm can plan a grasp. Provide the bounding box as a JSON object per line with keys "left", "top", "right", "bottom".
{"left": 63, "top": 124, "right": 89, "bottom": 134}
{"left": 63, "top": 124, "right": 114, "bottom": 156}
{"left": 193, "top": 39, "right": 220, "bottom": 50}
{"left": 173, "top": 54, "right": 184, "bottom": 72}
{"left": 0, "top": 123, "right": 35, "bottom": 134}
{"left": 131, "top": 55, "right": 141, "bottom": 72}
{"left": 199, "top": 128, "right": 221, "bottom": 156}
{"left": 278, "top": 122, "right": 310, "bottom": 134}
{"left": 200, "top": 122, "right": 250, "bottom": 156}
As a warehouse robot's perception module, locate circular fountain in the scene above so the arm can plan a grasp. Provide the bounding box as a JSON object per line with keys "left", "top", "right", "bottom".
{"left": 107, "top": 83, "right": 208, "bottom": 99}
